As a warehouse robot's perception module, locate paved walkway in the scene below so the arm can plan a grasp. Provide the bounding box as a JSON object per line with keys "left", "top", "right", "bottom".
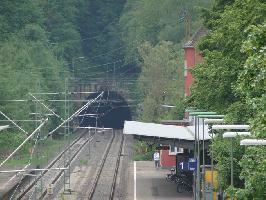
{"left": 134, "top": 161, "right": 192, "bottom": 200}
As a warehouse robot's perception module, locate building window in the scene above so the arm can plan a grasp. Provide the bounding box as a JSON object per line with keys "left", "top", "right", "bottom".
{"left": 169, "top": 146, "right": 184, "bottom": 155}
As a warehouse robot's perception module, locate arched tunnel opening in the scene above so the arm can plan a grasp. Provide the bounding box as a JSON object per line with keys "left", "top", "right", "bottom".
{"left": 79, "top": 91, "right": 132, "bottom": 129}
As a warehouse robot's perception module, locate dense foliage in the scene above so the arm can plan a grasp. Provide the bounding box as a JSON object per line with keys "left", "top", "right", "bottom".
{"left": 0, "top": 0, "right": 215, "bottom": 158}
{"left": 120, "top": 0, "right": 213, "bottom": 121}
{"left": 137, "top": 41, "right": 181, "bottom": 122}
{"left": 0, "top": 0, "right": 71, "bottom": 153}
{"left": 188, "top": 0, "right": 266, "bottom": 198}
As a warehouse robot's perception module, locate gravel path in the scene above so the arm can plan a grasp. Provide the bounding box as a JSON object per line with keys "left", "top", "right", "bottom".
{"left": 48, "top": 130, "right": 113, "bottom": 200}
{"left": 7, "top": 130, "right": 133, "bottom": 200}
{"left": 90, "top": 131, "right": 123, "bottom": 200}
{"left": 113, "top": 134, "right": 134, "bottom": 200}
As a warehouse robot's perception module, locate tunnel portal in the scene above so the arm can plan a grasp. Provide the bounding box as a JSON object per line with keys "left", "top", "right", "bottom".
{"left": 79, "top": 91, "right": 132, "bottom": 129}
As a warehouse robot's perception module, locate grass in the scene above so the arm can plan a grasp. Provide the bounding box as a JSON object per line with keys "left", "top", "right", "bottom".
{"left": 79, "top": 159, "right": 88, "bottom": 166}
{"left": 0, "top": 133, "right": 79, "bottom": 169}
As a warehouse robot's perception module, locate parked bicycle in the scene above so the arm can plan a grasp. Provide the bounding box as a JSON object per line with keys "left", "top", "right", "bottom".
{"left": 176, "top": 173, "right": 193, "bottom": 193}
{"left": 166, "top": 168, "right": 177, "bottom": 182}
{"left": 176, "top": 171, "right": 193, "bottom": 193}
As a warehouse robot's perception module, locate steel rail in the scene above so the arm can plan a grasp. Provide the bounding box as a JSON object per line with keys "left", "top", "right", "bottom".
{"left": 109, "top": 132, "right": 124, "bottom": 200}
{"left": 87, "top": 130, "right": 124, "bottom": 200}
{"left": 15, "top": 130, "right": 91, "bottom": 199}
{"left": 87, "top": 130, "right": 115, "bottom": 199}
{"left": 39, "top": 131, "right": 95, "bottom": 199}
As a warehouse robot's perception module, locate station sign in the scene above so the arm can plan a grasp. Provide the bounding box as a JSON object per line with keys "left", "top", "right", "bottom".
{"left": 177, "top": 158, "right": 197, "bottom": 171}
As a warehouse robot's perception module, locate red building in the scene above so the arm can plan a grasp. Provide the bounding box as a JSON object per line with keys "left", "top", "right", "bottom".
{"left": 184, "top": 27, "right": 208, "bottom": 97}
{"left": 160, "top": 145, "right": 184, "bottom": 167}
{"left": 159, "top": 120, "right": 190, "bottom": 168}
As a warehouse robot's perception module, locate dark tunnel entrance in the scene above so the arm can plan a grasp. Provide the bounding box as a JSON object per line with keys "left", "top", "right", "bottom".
{"left": 79, "top": 91, "right": 132, "bottom": 129}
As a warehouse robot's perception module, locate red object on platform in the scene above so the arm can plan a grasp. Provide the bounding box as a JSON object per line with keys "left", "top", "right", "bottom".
{"left": 160, "top": 149, "right": 176, "bottom": 167}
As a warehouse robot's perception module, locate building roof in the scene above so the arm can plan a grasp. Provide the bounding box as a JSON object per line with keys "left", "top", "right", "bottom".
{"left": 183, "top": 27, "right": 209, "bottom": 48}
{"left": 123, "top": 121, "right": 210, "bottom": 141}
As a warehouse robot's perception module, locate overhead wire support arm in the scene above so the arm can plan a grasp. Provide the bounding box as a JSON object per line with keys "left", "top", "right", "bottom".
{"left": 47, "top": 91, "right": 104, "bottom": 138}
{"left": 0, "top": 118, "right": 48, "bottom": 168}
{"left": 0, "top": 110, "right": 29, "bottom": 135}
{"left": 28, "top": 93, "right": 64, "bottom": 121}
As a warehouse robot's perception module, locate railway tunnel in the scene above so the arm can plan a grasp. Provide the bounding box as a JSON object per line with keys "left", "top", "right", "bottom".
{"left": 79, "top": 90, "right": 132, "bottom": 129}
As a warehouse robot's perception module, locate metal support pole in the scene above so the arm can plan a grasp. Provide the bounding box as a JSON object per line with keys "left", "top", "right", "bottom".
{"left": 113, "top": 62, "right": 116, "bottom": 86}
{"left": 63, "top": 78, "right": 71, "bottom": 192}
{"left": 88, "top": 129, "right": 91, "bottom": 160}
{"left": 72, "top": 58, "right": 75, "bottom": 76}
{"left": 34, "top": 84, "right": 39, "bottom": 200}
{"left": 64, "top": 79, "right": 67, "bottom": 192}
{"left": 230, "top": 138, "right": 233, "bottom": 200}
{"left": 107, "top": 64, "right": 109, "bottom": 84}
{"left": 211, "top": 127, "right": 214, "bottom": 200}
{"left": 67, "top": 80, "right": 71, "bottom": 184}
{"left": 202, "top": 119, "right": 205, "bottom": 200}
{"left": 67, "top": 82, "right": 71, "bottom": 188}
{"left": 194, "top": 116, "right": 197, "bottom": 200}
{"left": 197, "top": 117, "right": 200, "bottom": 199}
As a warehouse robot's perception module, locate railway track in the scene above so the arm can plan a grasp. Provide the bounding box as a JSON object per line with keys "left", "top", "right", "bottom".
{"left": 87, "top": 130, "right": 124, "bottom": 200}
{"left": 10, "top": 130, "right": 95, "bottom": 200}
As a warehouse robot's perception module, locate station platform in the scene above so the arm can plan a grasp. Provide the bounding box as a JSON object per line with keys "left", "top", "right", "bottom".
{"left": 131, "top": 161, "right": 192, "bottom": 200}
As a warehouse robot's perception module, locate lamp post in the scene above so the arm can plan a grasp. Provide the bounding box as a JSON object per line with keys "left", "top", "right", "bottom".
{"left": 72, "top": 57, "right": 84, "bottom": 77}
{"left": 223, "top": 131, "right": 250, "bottom": 199}
{"left": 212, "top": 125, "right": 250, "bottom": 130}
{"left": 188, "top": 111, "right": 217, "bottom": 200}
{"left": 205, "top": 118, "right": 225, "bottom": 200}
{"left": 185, "top": 109, "right": 205, "bottom": 200}
{"left": 240, "top": 139, "right": 266, "bottom": 146}
{"left": 212, "top": 125, "right": 250, "bottom": 200}
{"left": 197, "top": 115, "right": 224, "bottom": 200}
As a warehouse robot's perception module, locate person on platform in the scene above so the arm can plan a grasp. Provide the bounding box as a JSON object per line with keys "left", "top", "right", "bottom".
{"left": 153, "top": 150, "right": 160, "bottom": 168}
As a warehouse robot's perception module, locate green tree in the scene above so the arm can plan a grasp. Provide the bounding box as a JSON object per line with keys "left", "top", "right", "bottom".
{"left": 188, "top": 0, "right": 266, "bottom": 198}
{"left": 77, "top": 0, "right": 126, "bottom": 66}
{"left": 0, "top": 0, "right": 43, "bottom": 40}
{"left": 235, "top": 23, "right": 266, "bottom": 199}
{"left": 137, "top": 41, "right": 183, "bottom": 122}
{"left": 189, "top": 0, "right": 265, "bottom": 121}
{"left": 120, "top": 0, "right": 213, "bottom": 61}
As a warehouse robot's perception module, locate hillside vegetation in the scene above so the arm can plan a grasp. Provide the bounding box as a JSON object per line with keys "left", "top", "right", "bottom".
{"left": 188, "top": 0, "right": 266, "bottom": 198}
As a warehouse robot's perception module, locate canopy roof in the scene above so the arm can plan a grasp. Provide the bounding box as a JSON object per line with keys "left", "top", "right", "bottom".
{"left": 123, "top": 121, "right": 210, "bottom": 141}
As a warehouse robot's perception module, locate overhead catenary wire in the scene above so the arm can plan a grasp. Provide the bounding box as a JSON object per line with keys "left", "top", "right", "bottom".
{"left": 0, "top": 120, "right": 42, "bottom": 122}
{"left": 0, "top": 118, "right": 48, "bottom": 168}
{"left": 46, "top": 91, "right": 104, "bottom": 138}
{"left": 0, "top": 167, "right": 68, "bottom": 173}
{"left": 28, "top": 92, "right": 98, "bottom": 95}
{"left": 0, "top": 97, "right": 140, "bottom": 102}
{"left": 48, "top": 21, "right": 119, "bottom": 44}
{"left": 8, "top": 123, "right": 43, "bottom": 199}
{"left": 0, "top": 110, "right": 29, "bottom": 135}
{"left": 29, "top": 93, "right": 64, "bottom": 121}
{"left": 0, "top": 56, "right": 137, "bottom": 79}
{"left": 81, "top": 58, "right": 138, "bottom": 78}
{"left": 80, "top": 90, "right": 105, "bottom": 126}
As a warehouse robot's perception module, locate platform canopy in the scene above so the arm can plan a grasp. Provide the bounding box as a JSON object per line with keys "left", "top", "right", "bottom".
{"left": 123, "top": 121, "right": 210, "bottom": 141}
